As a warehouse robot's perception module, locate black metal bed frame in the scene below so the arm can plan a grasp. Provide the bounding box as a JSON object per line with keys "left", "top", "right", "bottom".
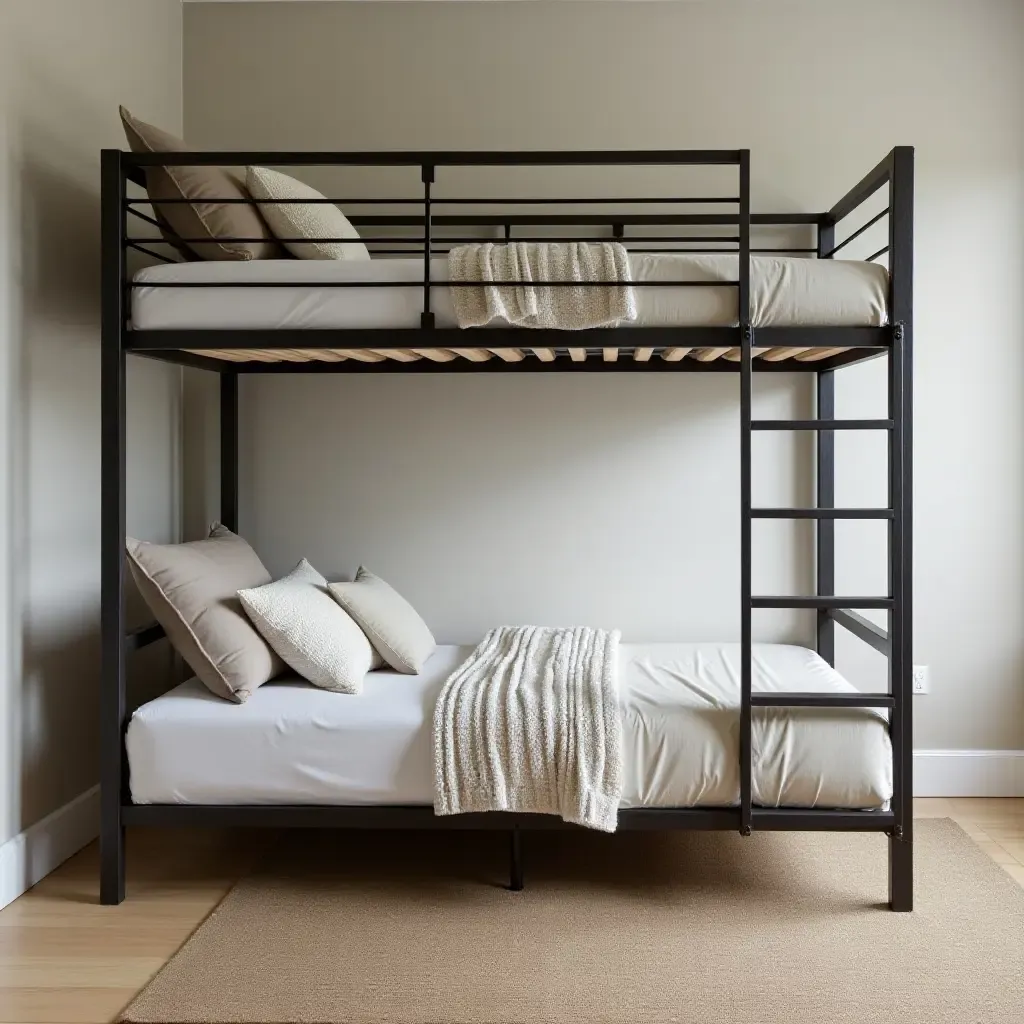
{"left": 100, "top": 147, "right": 913, "bottom": 909}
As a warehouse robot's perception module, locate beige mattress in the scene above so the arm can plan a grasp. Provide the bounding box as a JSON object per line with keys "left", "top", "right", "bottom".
{"left": 131, "top": 254, "right": 888, "bottom": 334}
{"left": 127, "top": 642, "right": 892, "bottom": 811}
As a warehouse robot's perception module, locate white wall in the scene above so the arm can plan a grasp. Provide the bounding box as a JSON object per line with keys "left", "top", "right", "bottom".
{"left": 182, "top": 0, "right": 1024, "bottom": 752}
{"left": 0, "top": 0, "right": 183, "bottom": 847}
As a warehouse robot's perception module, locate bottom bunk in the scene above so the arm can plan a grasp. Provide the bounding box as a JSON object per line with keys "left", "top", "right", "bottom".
{"left": 127, "top": 641, "right": 892, "bottom": 812}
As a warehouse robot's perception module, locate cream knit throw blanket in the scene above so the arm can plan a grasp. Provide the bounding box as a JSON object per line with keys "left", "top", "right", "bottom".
{"left": 433, "top": 626, "right": 623, "bottom": 832}
{"left": 448, "top": 242, "right": 637, "bottom": 330}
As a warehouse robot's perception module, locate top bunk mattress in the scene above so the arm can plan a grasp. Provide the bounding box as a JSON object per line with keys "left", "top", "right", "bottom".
{"left": 126, "top": 642, "right": 892, "bottom": 811}
{"left": 131, "top": 255, "right": 889, "bottom": 332}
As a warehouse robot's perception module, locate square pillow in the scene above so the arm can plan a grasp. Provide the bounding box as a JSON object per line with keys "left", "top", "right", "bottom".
{"left": 120, "top": 106, "right": 280, "bottom": 261}
{"left": 239, "top": 559, "right": 374, "bottom": 694}
{"left": 328, "top": 568, "right": 435, "bottom": 674}
{"left": 126, "top": 524, "right": 284, "bottom": 702}
{"left": 246, "top": 166, "right": 370, "bottom": 261}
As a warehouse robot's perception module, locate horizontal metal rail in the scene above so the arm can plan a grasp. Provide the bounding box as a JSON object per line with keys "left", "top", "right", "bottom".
{"left": 128, "top": 195, "right": 745, "bottom": 206}
{"left": 830, "top": 608, "right": 890, "bottom": 655}
{"left": 750, "top": 692, "right": 893, "bottom": 708}
{"left": 751, "top": 507, "right": 893, "bottom": 519}
{"left": 125, "top": 149, "right": 746, "bottom": 167}
{"left": 128, "top": 280, "right": 738, "bottom": 289}
{"left": 751, "top": 595, "right": 894, "bottom": 609}
{"left": 752, "top": 419, "right": 893, "bottom": 430}
{"left": 124, "top": 622, "right": 166, "bottom": 651}
{"left": 120, "top": 802, "right": 895, "bottom": 833}
{"left": 122, "top": 326, "right": 892, "bottom": 352}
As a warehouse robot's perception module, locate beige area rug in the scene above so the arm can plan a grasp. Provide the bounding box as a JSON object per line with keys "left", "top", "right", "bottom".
{"left": 122, "top": 819, "right": 1023, "bottom": 1024}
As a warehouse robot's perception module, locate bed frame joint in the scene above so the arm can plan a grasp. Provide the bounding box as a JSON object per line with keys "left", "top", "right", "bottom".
{"left": 892, "top": 320, "right": 905, "bottom": 342}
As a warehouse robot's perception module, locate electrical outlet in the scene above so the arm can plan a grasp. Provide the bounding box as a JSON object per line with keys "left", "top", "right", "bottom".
{"left": 912, "top": 665, "right": 930, "bottom": 694}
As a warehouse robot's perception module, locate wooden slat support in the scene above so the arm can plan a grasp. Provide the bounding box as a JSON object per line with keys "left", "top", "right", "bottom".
{"left": 603, "top": 348, "right": 619, "bottom": 362}
{"left": 759, "top": 347, "right": 806, "bottom": 362}
{"left": 450, "top": 348, "right": 492, "bottom": 362}
{"left": 634, "top": 347, "right": 654, "bottom": 362}
{"left": 343, "top": 350, "right": 388, "bottom": 363}
{"left": 661, "top": 347, "right": 692, "bottom": 362}
{"left": 371, "top": 349, "right": 422, "bottom": 362}
{"left": 794, "top": 347, "right": 850, "bottom": 361}
{"left": 487, "top": 348, "right": 524, "bottom": 362}
{"left": 569, "top": 348, "right": 587, "bottom": 362}
{"left": 531, "top": 348, "right": 555, "bottom": 362}
{"left": 412, "top": 348, "right": 457, "bottom": 362}
{"left": 693, "top": 347, "right": 732, "bottom": 362}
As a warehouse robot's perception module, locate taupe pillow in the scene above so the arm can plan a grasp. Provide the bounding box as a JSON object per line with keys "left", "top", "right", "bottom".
{"left": 126, "top": 525, "right": 284, "bottom": 702}
{"left": 119, "top": 106, "right": 279, "bottom": 262}
{"left": 328, "top": 568, "right": 436, "bottom": 674}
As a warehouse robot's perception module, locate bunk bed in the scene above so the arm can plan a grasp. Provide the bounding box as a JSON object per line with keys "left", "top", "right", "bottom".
{"left": 101, "top": 147, "right": 913, "bottom": 910}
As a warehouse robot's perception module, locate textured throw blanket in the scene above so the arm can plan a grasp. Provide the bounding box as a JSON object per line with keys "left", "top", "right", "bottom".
{"left": 433, "top": 626, "right": 623, "bottom": 832}
{"left": 448, "top": 242, "right": 637, "bottom": 330}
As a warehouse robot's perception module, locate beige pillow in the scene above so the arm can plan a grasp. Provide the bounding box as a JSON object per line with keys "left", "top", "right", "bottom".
{"left": 246, "top": 166, "right": 370, "bottom": 261}
{"left": 126, "top": 525, "right": 284, "bottom": 702}
{"left": 328, "top": 568, "right": 435, "bottom": 674}
{"left": 239, "top": 559, "right": 374, "bottom": 694}
{"left": 119, "top": 106, "right": 279, "bottom": 262}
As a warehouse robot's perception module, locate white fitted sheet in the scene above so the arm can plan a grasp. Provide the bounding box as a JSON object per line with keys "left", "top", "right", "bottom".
{"left": 127, "top": 643, "right": 892, "bottom": 810}
{"left": 131, "top": 256, "right": 888, "bottom": 331}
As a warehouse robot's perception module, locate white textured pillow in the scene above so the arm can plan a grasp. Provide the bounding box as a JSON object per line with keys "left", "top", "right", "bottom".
{"left": 239, "top": 559, "right": 373, "bottom": 694}
{"left": 328, "top": 568, "right": 436, "bottom": 674}
{"left": 246, "top": 166, "right": 370, "bottom": 261}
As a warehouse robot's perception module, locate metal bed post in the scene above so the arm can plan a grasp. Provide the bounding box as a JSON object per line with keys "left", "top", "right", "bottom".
{"left": 220, "top": 372, "right": 239, "bottom": 532}
{"left": 100, "top": 149, "right": 127, "bottom": 905}
{"left": 421, "top": 164, "right": 435, "bottom": 329}
{"left": 737, "top": 150, "right": 753, "bottom": 837}
{"left": 887, "top": 147, "right": 914, "bottom": 912}
{"left": 815, "top": 220, "right": 836, "bottom": 666}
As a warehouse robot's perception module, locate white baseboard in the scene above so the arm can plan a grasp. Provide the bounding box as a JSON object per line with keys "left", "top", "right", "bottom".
{"left": 0, "top": 785, "right": 99, "bottom": 911}
{"left": 914, "top": 750, "right": 1024, "bottom": 797}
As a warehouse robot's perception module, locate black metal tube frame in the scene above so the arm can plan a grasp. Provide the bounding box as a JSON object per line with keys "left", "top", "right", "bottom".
{"left": 101, "top": 147, "right": 913, "bottom": 910}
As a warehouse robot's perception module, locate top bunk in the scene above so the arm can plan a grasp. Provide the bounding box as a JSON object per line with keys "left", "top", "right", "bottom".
{"left": 105, "top": 147, "right": 913, "bottom": 374}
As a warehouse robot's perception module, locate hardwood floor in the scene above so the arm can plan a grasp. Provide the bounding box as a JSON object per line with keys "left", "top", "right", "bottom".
{"left": 0, "top": 799, "right": 1020, "bottom": 1023}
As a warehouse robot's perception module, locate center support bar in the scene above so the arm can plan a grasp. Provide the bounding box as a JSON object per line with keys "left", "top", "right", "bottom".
{"left": 830, "top": 608, "right": 890, "bottom": 656}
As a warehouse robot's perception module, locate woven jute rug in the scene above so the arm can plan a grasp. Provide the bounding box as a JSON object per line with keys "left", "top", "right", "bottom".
{"left": 121, "top": 819, "right": 1023, "bottom": 1024}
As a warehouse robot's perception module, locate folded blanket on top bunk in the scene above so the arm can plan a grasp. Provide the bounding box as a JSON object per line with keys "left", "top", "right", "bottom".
{"left": 448, "top": 242, "right": 637, "bottom": 330}
{"left": 433, "top": 626, "right": 623, "bottom": 831}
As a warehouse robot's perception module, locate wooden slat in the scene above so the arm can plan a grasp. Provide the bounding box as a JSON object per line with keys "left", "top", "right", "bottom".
{"left": 450, "top": 348, "right": 493, "bottom": 362}
{"left": 344, "top": 350, "right": 387, "bottom": 363}
{"left": 634, "top": 347, "right": 654, "bottom": 362}
{"left": 661, "top": 347, "right": 692, "bottom": 362}
{"left": 603, "top": 348, "right": 619, "bottom": 362}
{"left": 794, "top": 347, "right": 850, "bottom": 362}
{"left": 758, "top": 347, "right": 806, "bottom": 362}
{"left": 412, "top": 349, "right": 457, "bottom": 362}
{"left": 531, "top": 348, "right": 555, "bottom": 362}
{"left": 370, "top": 349, "right": 422, "bottom": 362}
{"left": 569, "top": 348, "right": 587, "bottom": 362}
{"left": 487, "top": 348, "right": 524, "bottom": 362}
{"left": 693, "top": 347, "right": 732, "bottom": 362}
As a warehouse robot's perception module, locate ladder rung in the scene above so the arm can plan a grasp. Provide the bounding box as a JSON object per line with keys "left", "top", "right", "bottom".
{"left": 750, "top": 692, "right": 894, "bottom": 708}
{"left": 751, "top": 595, "right": 894, "bottom": 609}
{"left": 751, "top": 419, "right": 893, "bottom": 431}
{"left": 751, "top": 508, "right": 893, "bottom": 519}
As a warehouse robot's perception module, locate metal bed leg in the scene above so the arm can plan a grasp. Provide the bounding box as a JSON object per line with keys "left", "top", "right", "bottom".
{"left": 100, "top": 148, "right": 127, "bottom": 905}
{"left": 508, "top": 827, "right": 524, "bottom": 891}
{"left": 888, "top": 831, "right": 913, "bottom": 911}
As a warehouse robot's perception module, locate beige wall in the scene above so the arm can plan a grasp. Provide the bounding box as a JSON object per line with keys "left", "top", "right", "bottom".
{"left": 0, "top": 0, "right": 183, "bottom": 845}
{"left": 182, "top": 0, "right": 1023, "bottom": 751}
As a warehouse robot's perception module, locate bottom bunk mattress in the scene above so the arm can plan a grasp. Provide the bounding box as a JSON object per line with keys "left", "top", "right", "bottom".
{"left": 126, "top": 642, "right": 893, "bottom": 811}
